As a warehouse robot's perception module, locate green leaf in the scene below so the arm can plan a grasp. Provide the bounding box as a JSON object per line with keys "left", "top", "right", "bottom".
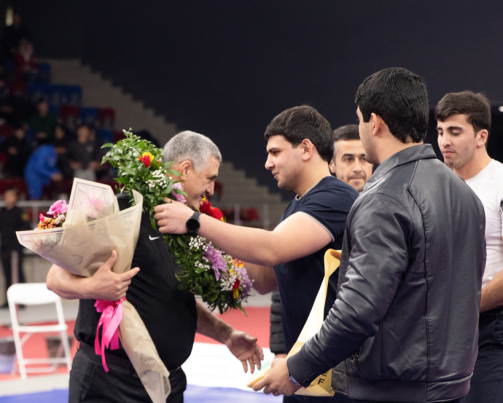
{"left": 150, "top": 217, "right": 157, "bottom": 231}
{"left": 101, "top": 143, "right": 113, "bottom": 149}
{"left": 238, "top": 303, "right": 247, "bottom": 317}
{"left": 176, "top": 236, "right": 188, "bottom": 248}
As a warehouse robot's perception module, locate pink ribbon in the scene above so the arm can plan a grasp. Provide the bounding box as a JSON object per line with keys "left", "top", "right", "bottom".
{"left": 94, "top": 298, "right": 125, "bottom": 372}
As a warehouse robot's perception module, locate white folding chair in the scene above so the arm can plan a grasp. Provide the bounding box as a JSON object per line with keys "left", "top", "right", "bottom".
{"left": 7, "top": 283, "right": 72, "bottom": 379}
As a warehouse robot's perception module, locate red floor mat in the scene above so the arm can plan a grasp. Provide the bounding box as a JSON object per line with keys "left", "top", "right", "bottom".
{"left": 0, "top": 307, "right": 271, "bottom": 381}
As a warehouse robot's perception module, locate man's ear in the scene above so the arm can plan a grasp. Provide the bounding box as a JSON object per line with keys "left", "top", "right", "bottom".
{"left": 370, "top": 113, "right": 388, "bottom": 137}
{"left": 300, "top": 139, "right": 316, "bottom": 161}
{"left": 476, "top": 129, "right": 489, "bottom": 148}
{"left": 176, "top": 160, "right": 193, "bottom": 178}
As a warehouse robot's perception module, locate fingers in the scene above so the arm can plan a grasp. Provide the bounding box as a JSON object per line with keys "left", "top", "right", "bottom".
{"left": 254, "top": 353, "right": 262, "bottom": 370}
{"left": 253, "top": 377, "right": 266, "bottom": 392}
{"left": 248, "top": 358, "right": 255, "bottom": 374}
{"left": 241, "top": 360, "right": 248, "bottom": 373}
{"left": 120, "top": 267, "right": 140, "bottom": 281}
{"left": 98, "top": 250, "right": 117, "bottom": 271}
{"left": 243, "top": 334, "right": 258, "bottom": 344}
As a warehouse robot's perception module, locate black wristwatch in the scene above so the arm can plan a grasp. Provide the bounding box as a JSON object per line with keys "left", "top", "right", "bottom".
{"left": 186, "top": 211, "right": 201, "bottom": 234}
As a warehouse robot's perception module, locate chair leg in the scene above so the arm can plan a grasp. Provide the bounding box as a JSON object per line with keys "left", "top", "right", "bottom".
{"left": 8, "top": 304, "right": 27, "bottom": 380}
{"left": 60, "top": 331, "right": 72, "bottom": 372}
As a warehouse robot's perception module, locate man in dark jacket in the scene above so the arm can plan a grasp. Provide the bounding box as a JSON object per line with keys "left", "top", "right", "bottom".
{"left": 255, "top": 67, "right": 486, "bottom": 403}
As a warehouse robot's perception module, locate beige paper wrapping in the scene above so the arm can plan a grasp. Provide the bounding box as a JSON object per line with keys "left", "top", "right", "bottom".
{"left": 16, "top": 179, "right": 171, "bottom": 403}
{"left": 120, "top": 300, "right": 171, "bottom": 402}
{"left": 247, "top": 249, "right": 340, "bottom": 396}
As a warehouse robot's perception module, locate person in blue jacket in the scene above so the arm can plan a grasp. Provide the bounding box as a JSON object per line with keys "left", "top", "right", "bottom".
{"left": 24, "top": 144, "right": 63, "bottom": 200}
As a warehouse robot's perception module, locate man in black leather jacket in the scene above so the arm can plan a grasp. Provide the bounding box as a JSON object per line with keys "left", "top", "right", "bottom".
{"left": 254, "top": 67, "right": 486, "bottom": 403}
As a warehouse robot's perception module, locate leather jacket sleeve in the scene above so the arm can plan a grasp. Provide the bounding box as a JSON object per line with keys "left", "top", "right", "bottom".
{"left": 288, "top": 194, "right": 411, "bottom": 386}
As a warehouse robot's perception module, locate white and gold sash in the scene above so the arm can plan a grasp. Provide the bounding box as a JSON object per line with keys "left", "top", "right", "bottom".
{"left": 247, "top": 249, "right": 341, "bottom": 396}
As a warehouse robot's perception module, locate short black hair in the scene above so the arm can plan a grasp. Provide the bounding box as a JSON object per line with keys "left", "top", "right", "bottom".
{"left": 332, "top": 124, "right": 360, "bottom": 143}
{"left": 264, "top": 105, "right": 333, "bottom": 162}
{"left": 355, "top": 67, "right": 429, "bottom": 143}
{"left": 435, "top": 91, "right": 491, "bottom": 135}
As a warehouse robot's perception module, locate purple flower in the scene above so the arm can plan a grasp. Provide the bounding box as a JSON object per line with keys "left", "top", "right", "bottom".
{"left": 204, "top": 245, "right": 228, "bottom": 281}
{"left": 171, "top": 182, "right": 186, "bottom": 204}
{"left": 236, "top": 266, "right": 252, "bottom": 298}
{"left": 48, "top": 200, "right": 68, "bottom": 217}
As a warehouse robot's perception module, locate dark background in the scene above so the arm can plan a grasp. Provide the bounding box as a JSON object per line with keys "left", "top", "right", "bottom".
{"left": 6, "top": 0, "right": 503, "bottom": 198}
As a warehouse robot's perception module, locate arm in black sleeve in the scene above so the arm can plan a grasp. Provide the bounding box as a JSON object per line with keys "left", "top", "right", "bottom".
{"left": 269, "top": 289, "right": 286, "bottom": 355}
{"left": 287, "top": 195, "right": 411, "bottom": 386}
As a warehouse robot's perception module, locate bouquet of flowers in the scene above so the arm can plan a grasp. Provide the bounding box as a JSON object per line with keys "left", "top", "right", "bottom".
{"left": 17, "top": 180, "right": 171, "bottom": 403}
{"left": 101, "top": 129, "right": 252, "bottom": 314}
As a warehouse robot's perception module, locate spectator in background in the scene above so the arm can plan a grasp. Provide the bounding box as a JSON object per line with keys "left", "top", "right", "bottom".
{"left": 24, "top": 141, "right": 63, "bottom": 199}
{"left": 436, "top": 91, "right": 503, "bottom": 403}
{"left": 14, "top": 39, "right": 38, "bottom": 82}
{"left": 67, "top": 124, "right": 101, "bottom": 181}
{"left": 329, "top": 124, "right": 373, "bottom": 193}
{"left": 0, "top": 188, "right": 30, "bottom": 308}
{"left": 2, "top": 125, "right": 32, "bottom": 178}
{"left": 0, "top": 75, "right": 14, "bottom": 125}
{"left": 26, "top": 99, "right": 57, "bottom": 144}
{"left": 1, "top": 13, "right": 32, "bottom": 63}
{"left": 54, "top": 125, "right": 72, "bottom": 179}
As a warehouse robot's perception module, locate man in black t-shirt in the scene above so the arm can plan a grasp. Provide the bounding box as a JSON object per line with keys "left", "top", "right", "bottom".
{"left": 46, "top": 131, "right": 263, "bottom": 403}
{"left": 154, "top": 106, "right": 359, "bottom": 403}
{"left": 0, "top": 188, "right": 30, "bottom": 307}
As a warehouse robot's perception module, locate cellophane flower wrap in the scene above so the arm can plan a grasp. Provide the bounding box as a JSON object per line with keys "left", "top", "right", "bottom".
{"left": 102, "top": 129, "right": 252, "bottom": 314}
{"left": 16, "top": 180, "right": 171, "bottom": 403}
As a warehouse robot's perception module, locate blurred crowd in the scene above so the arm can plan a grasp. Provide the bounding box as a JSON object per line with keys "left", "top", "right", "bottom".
{"left": 0, "top": 12, "right": 132, "bottom": 200}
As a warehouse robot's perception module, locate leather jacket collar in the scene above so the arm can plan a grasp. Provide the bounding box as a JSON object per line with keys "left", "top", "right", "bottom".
{"left": 365, "top": 144, "right": 437, "bottom": 190}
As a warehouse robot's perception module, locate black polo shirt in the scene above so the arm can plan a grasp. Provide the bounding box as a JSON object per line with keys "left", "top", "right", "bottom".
{"left": 274, "top": 176, "right": 358, "bottom": 352}
{"left": 74, "top": 195, "right": 197, "bottom": 370}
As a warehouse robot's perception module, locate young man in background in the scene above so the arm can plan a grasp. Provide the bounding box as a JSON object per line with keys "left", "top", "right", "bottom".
{"left": 436, "top": 91, "right": 503, "bottom": 403}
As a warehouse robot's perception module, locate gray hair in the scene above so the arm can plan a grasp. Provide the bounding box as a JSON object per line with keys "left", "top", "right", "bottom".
{"left": 162, "top": 130, "right": 222, "bottom": 172}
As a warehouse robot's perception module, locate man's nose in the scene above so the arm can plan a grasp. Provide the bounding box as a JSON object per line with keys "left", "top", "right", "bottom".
{"left": 438, "top": 133, "right": 449, "bottom": 147}
{"left": 206, "top": 182, "right": 215, "bottom": 197}
{"left": 353, "top": 159, "right": 363, "bottom": 172}
{"left": 265, "top": 155, "right": 273, "bottom": 170}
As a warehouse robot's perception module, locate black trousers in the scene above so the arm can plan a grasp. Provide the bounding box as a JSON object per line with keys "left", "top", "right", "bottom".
{"left": 462, "top": 311, "right": 503, "bottom": 403}
{"left": 69, "top": 346, "right": 186, "bottom": 403}
{"left": 1, "top": 250, "right": 25, "bottom": 296}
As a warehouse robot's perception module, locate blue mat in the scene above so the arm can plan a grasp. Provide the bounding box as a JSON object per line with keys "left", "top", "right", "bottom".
{"left": 0, "top": 385, "right": 281, "bottom": 402}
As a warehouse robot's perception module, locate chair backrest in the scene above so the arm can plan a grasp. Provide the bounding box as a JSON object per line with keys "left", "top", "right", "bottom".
{"left": 7, "top": 283, "right": 60, "bottom": 305}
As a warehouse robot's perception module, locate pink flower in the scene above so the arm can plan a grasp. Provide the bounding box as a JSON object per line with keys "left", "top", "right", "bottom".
{"left": 85, "top": 194, "right": 108, "bottom": 219}
{"left": 171, "top": 182, "right": 186, "bottom": 204}
{"left": 48, "top": 200, "right": 68, "bottom": 217}
{"left": 39, "top": 213, "right": 49, "bottom": 222}
{"left": 204, "top": 245, "right": 228, "bottom": 281}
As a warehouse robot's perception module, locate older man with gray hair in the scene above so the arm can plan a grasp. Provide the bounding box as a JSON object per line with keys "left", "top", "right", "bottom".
{"left": 46, "top": 131, "right": 263, "bottom": 403}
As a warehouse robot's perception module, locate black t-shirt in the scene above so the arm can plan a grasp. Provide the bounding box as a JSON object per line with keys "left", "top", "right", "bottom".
{"left": 74, "top": 195, "right": 197, "bottom": 370}
{"left": 0, "top": 206, "right": 29, "bottom": 253}
{"left": 273, "top": 176, "right": 358, "bottom": 351}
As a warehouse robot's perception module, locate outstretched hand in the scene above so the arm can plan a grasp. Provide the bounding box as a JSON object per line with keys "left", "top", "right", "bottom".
{"left": 224, "top": 330, "right": 264, "bottom": 374}
{"left": 85, "top": 251, "right": 140, "bottom": 300}
{"left": 154, "top": 199, "right": 194, "bottom": 234}
{"left": 253, "top": 357, "right": 301, "bottom": 396}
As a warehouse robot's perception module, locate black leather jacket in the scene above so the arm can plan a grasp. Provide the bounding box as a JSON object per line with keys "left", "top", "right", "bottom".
{"left": 288, "top": 145, "right": 486, "bottom": 402}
